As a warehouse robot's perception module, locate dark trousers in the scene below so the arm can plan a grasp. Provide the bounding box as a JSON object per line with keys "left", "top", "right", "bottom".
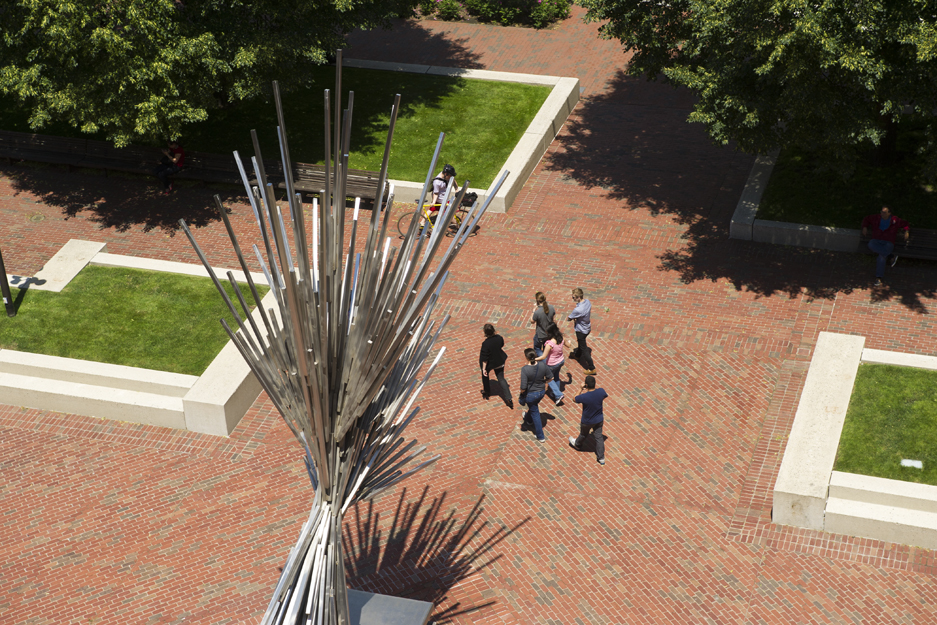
{"left": 574, "top": 331, "right": 595, "bottom": 370}
{"left": 155, "top": 161, "right": 181, "bottom": 189}
{"left": 574, "top": 421, "right": 604, "bottom": 461}
{"left": 482, "top": 366, "right": 510, "bottom": 401}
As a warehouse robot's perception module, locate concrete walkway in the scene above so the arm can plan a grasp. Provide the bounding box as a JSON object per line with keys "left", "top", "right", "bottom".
{"left": 2, "top": 9, "right": 937, "bottom": 624}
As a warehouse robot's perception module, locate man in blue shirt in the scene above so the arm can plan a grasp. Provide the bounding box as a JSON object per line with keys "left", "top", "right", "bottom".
{"left": 569, "top": 375, "right": 608, "bottom": 465}
{"left": 567, "top": 287, "right": 596, "bottom": 375}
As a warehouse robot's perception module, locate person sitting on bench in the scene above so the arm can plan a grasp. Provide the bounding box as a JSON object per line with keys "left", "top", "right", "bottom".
{"left": 861, "top": 205, "right": 909, "bottom": 285}
{"left": 155, "top": 140, "right": 185, "bottom": 194}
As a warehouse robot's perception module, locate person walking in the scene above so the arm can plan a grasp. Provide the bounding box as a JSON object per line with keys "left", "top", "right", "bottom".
{"left": 529, "top": 291, "right": 556, "bottom": 357}
{"left": 519, "top": 348, "right": 552, "bottom": 443}
{"left": 479, "top": 323, "right": 513, "bottom": 409}
{"left": 861, "top": 206, "right": 910, "bottom": 285}
{"left": 568, "top": 375, "right": 608, "bottom": 465}
{"left": 567, "top": 287, "right": 596, "bottom": 375}
{"left": 535, "top": 323, "right": 574, "bottom": 406}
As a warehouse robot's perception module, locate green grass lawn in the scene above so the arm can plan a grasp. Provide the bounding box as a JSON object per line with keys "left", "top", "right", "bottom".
{"left": 758, "top": 124, "right": 937, "bottom": 230}
{"left": 0, "top": 67, "right": 551, "bottom": 189}
{"left": 835, "top": 363, "right": 937, "bottom": 486}
{"left": 0, "top": 266, "right": 268, "bottom": 376}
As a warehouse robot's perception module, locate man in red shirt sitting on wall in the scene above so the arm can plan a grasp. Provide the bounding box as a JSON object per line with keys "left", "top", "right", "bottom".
{"left": 861, "top": 206, "right": 909, "bottom": 285}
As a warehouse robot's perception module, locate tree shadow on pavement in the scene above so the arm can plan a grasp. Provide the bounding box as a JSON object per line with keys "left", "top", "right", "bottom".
{"left": 344, "top": 485, "right": 528, "bottom": 623}
{"left": 346, "top": 19, "right": 485, "bottom": 69}
{"left": 4, "top": 164, "right": 236, "bottom": 235}
{"left": 545, "top": 70, "right": 937, "bottom": 312}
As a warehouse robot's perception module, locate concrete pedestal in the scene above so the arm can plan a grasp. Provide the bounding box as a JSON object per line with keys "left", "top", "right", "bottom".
{"left": 348, "top": 589, "right": 433, "bottom": 625}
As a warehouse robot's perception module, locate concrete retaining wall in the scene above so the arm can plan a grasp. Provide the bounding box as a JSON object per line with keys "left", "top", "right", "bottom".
{"left": 729, "top": 151, "right": 778, "bottom": 241}
{"left": 826, "top": 472, "right": 937, "bottom": 550}
{"left": 752, "top": 220, "right": 860, "bottom": 253}
{"left": 344, "top": 59, "right": 579, "bottom": 213}
{"left": 729, "top": 151, "right": 865, "bottom": 253}
{"left": 773, "top": 333, "right": 937, "bottom": 549}
{"left": 773, "top": 332, "right": 865, "bottom": 530}
{"left": 6, "top": 239, "right": 107, "bottom": 292}
{"left": 2, "top": 245, "right": 275, "bottom": 436}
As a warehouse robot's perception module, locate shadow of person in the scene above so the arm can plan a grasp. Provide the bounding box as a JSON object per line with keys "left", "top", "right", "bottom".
{"left": 570, "top": 434, "right": 610, "bottom": 455}
{"left": 482, "top": 376, "right": 513, "bottom": 407}
{"left": 344, "top": 486, "right": 529, "bottom": 623}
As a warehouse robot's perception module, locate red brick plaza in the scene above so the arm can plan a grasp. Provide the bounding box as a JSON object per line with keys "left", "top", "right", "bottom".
{"left": 3, "top": 9, "right": 937, "bottom": 624}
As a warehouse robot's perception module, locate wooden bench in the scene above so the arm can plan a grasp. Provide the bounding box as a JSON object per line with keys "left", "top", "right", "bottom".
{"left": 0, "top": 129, "right": 274, "bottom": 187}
{"left": 0, "top": 131, "right": 89, "bottom": 169}
{"left": 859, "top": 228, "right": 937, "bottom": 261}
{"left": 280, "top": 162, "right": 385, "bottom": 201}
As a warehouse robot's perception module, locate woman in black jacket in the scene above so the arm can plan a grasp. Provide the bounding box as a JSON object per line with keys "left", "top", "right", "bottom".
{"left": 479, "top": 323, "right": 513, "bottom": 408}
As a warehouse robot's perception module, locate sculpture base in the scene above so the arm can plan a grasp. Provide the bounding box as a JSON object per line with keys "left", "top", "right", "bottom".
{"left": 348, "top": 589, "right": 433, "bottom": 625}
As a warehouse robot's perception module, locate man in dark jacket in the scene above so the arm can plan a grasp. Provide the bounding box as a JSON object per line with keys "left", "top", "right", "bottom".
{"left": 861, "top": 206, "right": 910, "bottom": 284}
{"left": 569, "top": 375, "right": 608, "bottom": 465}
{"left": 479, "top": 323, "right": 512, "bottom": 408}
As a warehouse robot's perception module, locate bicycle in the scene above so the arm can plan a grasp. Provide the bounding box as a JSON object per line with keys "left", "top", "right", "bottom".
{"left": 396, "top": 203, "right": 470, "bottom": 239}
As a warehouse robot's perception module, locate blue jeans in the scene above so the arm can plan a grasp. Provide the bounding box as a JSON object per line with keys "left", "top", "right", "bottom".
{"left": 868, "top": 239, "right": 894, "bottom": 278}
{"left": 547, "top": 359, "right": 564, "bottom": 401}
{"left": 533, "top": 335, "right": 545, "bottom": 358}
{"left": 523, "top": 390, "right": 546, "bottom": 440}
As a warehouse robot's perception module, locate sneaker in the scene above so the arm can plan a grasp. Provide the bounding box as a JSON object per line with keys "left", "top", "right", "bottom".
{"left": 568, "top": 437, "right": 581, "bottom": 450}
{"left": 583, "top": 369, "right": 597, "bottom": 376}
{"left": 554, "top": 396, "right": 564, "bottom": 406}
{"left": 875, "top": 277, "right": 884, "bottom": 286}
{"left": 537, "top": 437, "right": 546, "bottom": 444}
{"left": 597, "top": 458, "right": 606, "bottom": 465}
{"left": 890, "top": 254, "right": 899, "bottom": 267}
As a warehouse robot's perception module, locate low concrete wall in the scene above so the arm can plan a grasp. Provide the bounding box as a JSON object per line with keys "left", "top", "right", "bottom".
{"left": 826, "top": 472, "right": 937, "bottom": 550}
{"left": 773, "top": 332, "right": 865, "bottom": 530}
{"left": 729, "top": 151, "right": 778, "bottom": 241}
{"left": 728, "top": 150, "right": 872, "bottom": 254}
{"left": 0, "top": 352, "right": 192, "bottom": 430}
{"left": 0, "top": 349, "right": 197, "bottom": 397}
{"left": 345, "top": 59, "right": 579, "bottom": 213}
{"left": 183, "top": 290, "right": 278, "bottom": 436}
{"left": 6, "top": 239, "right": 107, "bottom": 292}
{"left": 2, "top": 246, "right": 275, "bottom": 436}
{"left": 91, "top": 252, "right": 267, "bottom": 284}
{"left": 861, "top": 348, "right": 937, "bottom": 371}
{"left": 752, "top": 220, "right": 860, "bottom": 253}
{"left": 773, "top": 335, "right": 937, "bottom": 549}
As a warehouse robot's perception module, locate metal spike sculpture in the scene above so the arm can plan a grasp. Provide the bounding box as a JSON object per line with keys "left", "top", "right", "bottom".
{"left": 179, "top": 52, "right": 508, "bottom": 625}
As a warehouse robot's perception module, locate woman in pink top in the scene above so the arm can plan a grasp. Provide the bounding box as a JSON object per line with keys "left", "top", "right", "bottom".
{"left": 536, "top": 324, "right": 574, "bottom": 406}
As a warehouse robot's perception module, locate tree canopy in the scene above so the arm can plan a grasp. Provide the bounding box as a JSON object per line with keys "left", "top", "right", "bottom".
{"left": 581, "top": 0, "right": 937, "bottom": 178}
{"left": 0, "top": 0, "right": 414, "bottom": 146}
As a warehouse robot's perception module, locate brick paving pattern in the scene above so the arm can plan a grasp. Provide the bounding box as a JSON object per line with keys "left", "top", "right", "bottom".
{"left": 3, "top": 8, "right": 937, "bottom": 624}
